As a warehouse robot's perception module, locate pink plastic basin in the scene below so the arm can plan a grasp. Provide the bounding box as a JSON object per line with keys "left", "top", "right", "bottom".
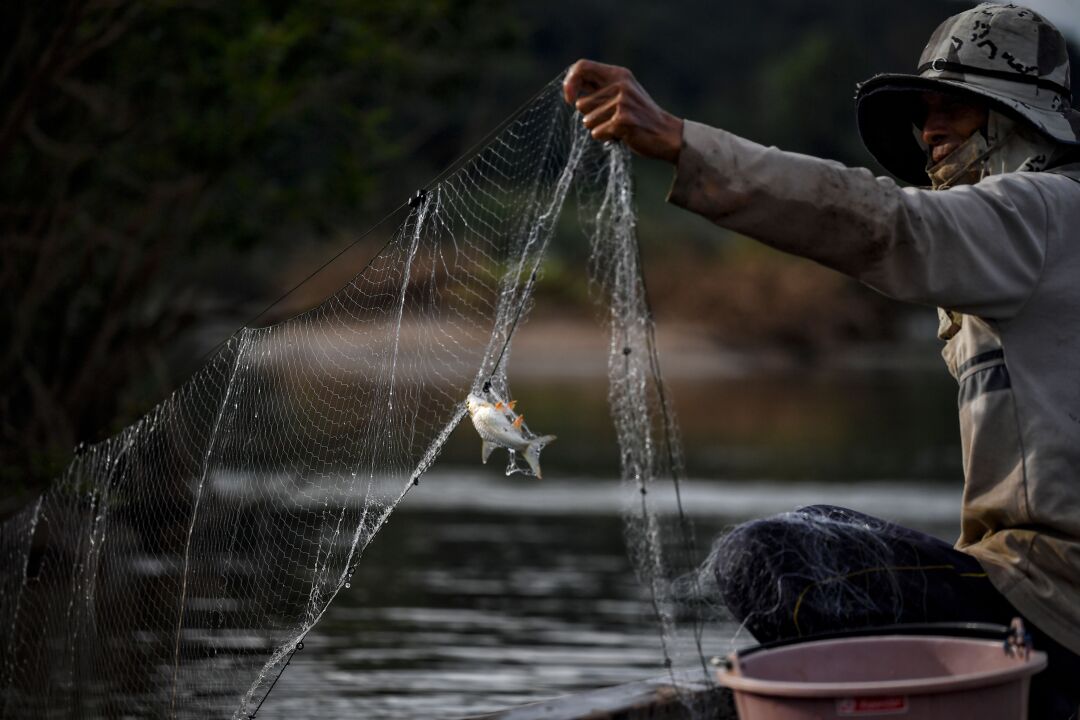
{"left": 717, "top": 634, "right": 1046, "bottom": 719}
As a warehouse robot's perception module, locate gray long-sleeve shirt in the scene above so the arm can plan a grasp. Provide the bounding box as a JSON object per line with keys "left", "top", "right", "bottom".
{"left": 668, "top": 120, "right": 1080, "bottom": 654}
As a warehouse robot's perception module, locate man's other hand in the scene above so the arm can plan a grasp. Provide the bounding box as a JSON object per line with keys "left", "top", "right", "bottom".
{"left": 563, "top": 59, "right": 684, "bottom": 164}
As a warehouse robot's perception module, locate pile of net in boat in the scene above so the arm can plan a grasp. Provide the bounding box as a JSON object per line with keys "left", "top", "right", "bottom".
{"left": 0, "top": 75, "right": 707, "bottom": 718}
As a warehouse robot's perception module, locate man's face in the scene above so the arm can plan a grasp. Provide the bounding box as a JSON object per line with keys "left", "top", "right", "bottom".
{"left": 919, "top": 92, "right": 990, "bottom": 165}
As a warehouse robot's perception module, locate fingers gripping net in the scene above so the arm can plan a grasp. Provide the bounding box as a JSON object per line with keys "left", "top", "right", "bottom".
{"left": 0, "top": 77, "right": 697, "bottom": 717}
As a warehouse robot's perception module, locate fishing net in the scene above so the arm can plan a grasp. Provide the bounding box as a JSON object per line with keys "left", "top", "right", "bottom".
{"left": 0, "top": 75, "right": 710, "bottom": 718}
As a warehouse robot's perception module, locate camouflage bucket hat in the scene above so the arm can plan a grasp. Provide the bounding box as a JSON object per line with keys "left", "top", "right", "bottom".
{"left": 855, "top": 2, "right": 1080, "bottom": 185}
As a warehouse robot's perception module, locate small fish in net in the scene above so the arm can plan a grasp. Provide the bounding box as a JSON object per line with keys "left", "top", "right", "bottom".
{"left": 466, "top": 391, "right": 556, "bottom": 478}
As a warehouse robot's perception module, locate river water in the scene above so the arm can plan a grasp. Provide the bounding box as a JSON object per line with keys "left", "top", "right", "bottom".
{"left": 253, "top": 357, "right": 965, "bottom": 718}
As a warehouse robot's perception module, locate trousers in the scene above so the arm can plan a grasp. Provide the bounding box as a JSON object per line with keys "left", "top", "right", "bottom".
{"left": 711, "top": 505, "right": 1080, "bottom": 720}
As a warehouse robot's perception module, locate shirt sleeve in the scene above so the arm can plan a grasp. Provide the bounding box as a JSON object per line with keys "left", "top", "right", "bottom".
{"left": 666, "top": 120, "right": 1051, "bottom": 320}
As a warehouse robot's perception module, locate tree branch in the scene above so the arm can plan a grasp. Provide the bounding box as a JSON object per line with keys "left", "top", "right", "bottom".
{"left": 0, "top": 0, "right": 88, "bottom": 165}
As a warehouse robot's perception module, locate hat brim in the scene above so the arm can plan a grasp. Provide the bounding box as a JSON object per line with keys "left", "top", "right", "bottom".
{"left": 856, "top": 73, "right": 1080, "bottom": 186}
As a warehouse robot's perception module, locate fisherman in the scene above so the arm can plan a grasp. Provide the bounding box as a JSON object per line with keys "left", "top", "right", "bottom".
{"left": 564, "top": 3, "right": 1080, "bottom": 717}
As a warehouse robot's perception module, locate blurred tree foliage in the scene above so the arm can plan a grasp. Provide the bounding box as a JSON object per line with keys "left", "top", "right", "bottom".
{"left": 514, "top": 0, "right": 988, "bottom": 166}
{"left": 0, "top": 0, "right": 517, "bottom": 496}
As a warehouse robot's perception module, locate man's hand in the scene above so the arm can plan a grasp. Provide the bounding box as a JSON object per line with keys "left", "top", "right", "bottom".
{"left": 563, "top": 59, "right": 683, "bottom": 164}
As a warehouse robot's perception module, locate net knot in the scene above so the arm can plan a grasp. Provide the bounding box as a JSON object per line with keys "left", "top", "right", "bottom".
{"left": 408, "top": 189, "right": 427, "bottom": 209}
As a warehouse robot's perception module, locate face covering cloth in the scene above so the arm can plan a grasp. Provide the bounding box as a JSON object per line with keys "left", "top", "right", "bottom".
{"left": 920, "top": 110, "right": 1062, "bottom": 190}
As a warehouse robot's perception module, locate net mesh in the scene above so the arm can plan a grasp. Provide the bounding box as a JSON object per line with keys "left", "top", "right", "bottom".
{"left": 0, "top": 75, "right": 707, "bottom": 718}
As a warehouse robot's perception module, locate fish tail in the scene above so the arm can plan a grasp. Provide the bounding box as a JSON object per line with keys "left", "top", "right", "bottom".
{"left": 523, "top": 435, "right": 556, "bottom": 479}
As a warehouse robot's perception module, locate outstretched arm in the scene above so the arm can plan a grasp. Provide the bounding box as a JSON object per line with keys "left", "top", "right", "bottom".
{"left": 666, "top": 121, "right": 1051, "bottom": 319}
{"left": 563, "top": 61, "right": 1052, "bottom": 320}
{"left": 563, "top": 59, "right": 683, "bottom": 164}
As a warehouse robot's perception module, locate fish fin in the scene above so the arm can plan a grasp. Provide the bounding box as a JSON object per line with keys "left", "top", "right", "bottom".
{"left": 507, "top": 400, "right": 517, "bottom": 411}
{"left": 494, "top": 401, "right": 503, "bottom": 410}
{"left": 481, "top": 441, "right": 496, "bottom": 464}
{"left": 512, "top": 415, "right": 524, "bottom": 429}
{"left": 523, "top": 435, "right": 556, "bottom": 479}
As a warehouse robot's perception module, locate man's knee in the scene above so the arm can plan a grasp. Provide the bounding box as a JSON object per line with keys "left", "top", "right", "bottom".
{"left": 708, "top": 508, "right": 873, "bottom": 612}
{"left": 712, "top": 508, "right": 854, "bottom": 571}
{"left": 709, "top": 514, "right": 804, "bottom": 594}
